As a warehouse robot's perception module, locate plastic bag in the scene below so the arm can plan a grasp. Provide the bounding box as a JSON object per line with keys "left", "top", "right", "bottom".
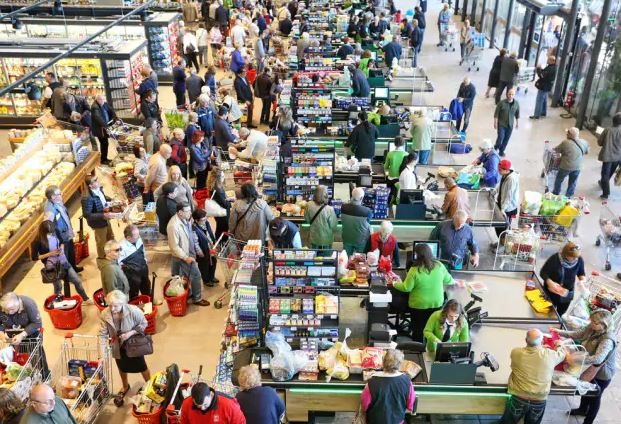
{"left": 165, "top": 276, "right": 186, "bottom": 297}
{"left": 367, "top": 249, "right": 379, "bottom": 267}
{"left": 521, "top": 191, "right": 543, "bottom": 215}
{"left": 327, "top": 357, "right": 350, "bottom": 381}
{"left": 552, "top": 204, "right": 580, "bottom": 227}
{"left": 361, "top": 347, "right": 384, "bottom": 370}
{"left": 337, "top": 250, "right": 349, "bottom": 277}
{"left": 265, "top": 331, "right": 308, "bottom": 381}
{"left": 456, "top": 171, "right": 480, "bottom": 190}
{"left": 378, "top": 256, "right": 392, "bottom": 273}
{"left": 347, "top": 349, "right": 363, "bottom": 374}
{"left": 539, "top": 194, "right": 567, "bottom": 216}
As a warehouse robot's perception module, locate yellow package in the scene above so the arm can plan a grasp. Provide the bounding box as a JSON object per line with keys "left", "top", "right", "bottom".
{"left": 524, "top": 289, "right": 552, "bottom": 313}
{"left": 552, "top": 204, "right": 579, "bottom": 227}
{"left": 318, "top": 344, "right": 338, "bottom": 371}
{"left": 144, "top": 372, "right": 166, "bottom": 404}
{"left": 327, "top": 357, "right": 350, "bottom": 381}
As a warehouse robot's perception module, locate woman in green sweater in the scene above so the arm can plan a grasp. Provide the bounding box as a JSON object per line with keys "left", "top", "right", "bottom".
{"left": 393, "top": 243, "right": 454, "bottom": 342}
{"left": 423, "top": 299, "right": 470, "bottom": 353}
{"left": 383, "top": 136, "right": 409, "bottom": 204}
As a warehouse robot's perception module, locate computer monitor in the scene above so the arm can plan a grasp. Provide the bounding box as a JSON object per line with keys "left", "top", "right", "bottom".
{"left": 373, "top": 87, "right": 390, "bottom": 102}
{"left": 412, "top": 240, "right": 440, "bottom": 259}
{"left": 370, "top": 51, "right": 377, "bottom": 61}
{"left": 435, "top": 342, "right": 472, "bottom": 363}
{"left": 399, "top": 189, "right": 423, "bottom": 204}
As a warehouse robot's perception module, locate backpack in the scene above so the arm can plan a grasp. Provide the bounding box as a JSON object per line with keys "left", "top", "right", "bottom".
{"left": 186, "top": 43, "right": 196, "bottom": 54}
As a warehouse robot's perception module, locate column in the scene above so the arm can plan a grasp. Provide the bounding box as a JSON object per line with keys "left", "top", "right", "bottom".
{"left": 480, "top": 0, "right": 488, "bottom": 34}
{"left": 503, "top": 0, "right": 515, "bottom": 50}
{"left": 524, "top": 11, "right": 537, "bottom": 63}
{"left": 489, "top": 0, "right": 500, "bottom": 49}
{"left": 518, "top": 9, "right": 531, "bottom": 58}
{"left": 551, "top": 0, "right": 580, "bottom": 107}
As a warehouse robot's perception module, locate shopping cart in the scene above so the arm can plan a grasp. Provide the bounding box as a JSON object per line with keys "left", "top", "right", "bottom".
{"left": 0, "top": 332, "right": 46, "bottom": 401}
{"left": 46, "top": 334, "right": 112, "bottom": 424}
{"left": 541, "top": 140, "right": 561, "bottom": 192}
{"left": 493, "top": 225, "right": 541, "bottom": 270}
{"left": 583, "top": 272, "right": 621, "bottom": 332}
{"left": 596, "top": 202, "right": 621, "bottom": 270}
{"left": 515, "top": 60, "right": 536, "bottom": 94}
{"left": 213, "top": 147, "right": 260, "bottom": 192}
{"left": 107, "top": 121, "right": 143, "bottom": 161}
{"left": 518, "top": 209, "right": 581, "bottom": 244}
{"left": 211, "top": 235, "right": 252, "bottom": 289}
{"left": 460, "top": 32, "right": 485, "bottom": 71}
{"left": 440, "top": 22, "right": 457, "bottom": 52}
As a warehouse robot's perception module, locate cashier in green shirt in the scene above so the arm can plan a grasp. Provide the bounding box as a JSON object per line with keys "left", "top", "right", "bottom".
{"left": 423, "top": 299, "right": 470, "bottom": 353}
{"left": 384, "top": 136, "right": 408, "bottom": 204}
{"left": 393, "top": 243, "right": 454, "bottom": 343}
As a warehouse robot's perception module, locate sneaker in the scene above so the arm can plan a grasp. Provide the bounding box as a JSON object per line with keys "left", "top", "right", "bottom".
{"left": 600, "top": 194, "right": 608, "bottom": 200}
{"left": 210, "top": 278, "right": 220, "bottom": 284}
{"left": 569, "top": 409, "right": 587, "bottom": 416}
{"left": 529, "top": 115, "right": 539, "bottom": 120}
{"left": 193, "top": 299, "right": 210, "bottom": 306}
{"left": 489, "top": 242, "right": 499, "bottom": 250}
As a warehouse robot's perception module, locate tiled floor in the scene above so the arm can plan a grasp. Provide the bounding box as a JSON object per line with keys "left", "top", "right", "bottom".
{"left": 1, "top": 0, "right": 620, "bottom": 422}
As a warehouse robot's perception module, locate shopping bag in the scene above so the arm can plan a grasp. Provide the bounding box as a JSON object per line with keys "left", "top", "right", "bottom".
{"left": 204, "top": 199, "right": 227, "bottom": 217}
{"left": 552, "top": 204, "right": 580, "bottom": 227}
{"left": 539, "top": 195, "right": 567, "bottom": 216}
{"left": 521, "top": 191, "right": 543, "bottom": 215}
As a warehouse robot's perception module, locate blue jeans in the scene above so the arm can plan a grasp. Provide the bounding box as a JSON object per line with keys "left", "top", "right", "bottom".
{"left": 411, "top": 50, "right": 418, "bottom": 68}
{"left": 417, "top": 149, "right": 431, "bottom": 165}
{"left": 455, "top": 107, "right": 472, "bottom": 132}
{"left": 418, "top": 29, "right": 424, "bottom": 53}
{"left": 500, "top": 396, "right": 547, "bottom": 424}
{"left": 171, "top": 257, "right": 202, "bottom": 302}
{"left": 533, "top": 89, "right": 549, "bottom": 117}
{"left": 553, "top": 168, "right": 580, "bottom": 197}
{"left": 495, "top": 126, "right": 513, "bottom": 155}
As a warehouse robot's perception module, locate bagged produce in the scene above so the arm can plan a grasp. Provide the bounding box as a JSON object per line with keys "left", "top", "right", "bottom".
{"left": 265, "top": 331, "right": 308, "bottom": 381}
{"left": 165, "top": 276, "right": 186, "bottom": 297}
{"left": 521, "top": 191, "right": 543, "bottom": 215}
{"left": 326, "top": 357, "right": 350, "bottom": 381}
{"left": 367, "top": 249, "right": 379, "bottom": 267}
{"left": 539, "top": 194, "right": 567, "bottom": 216}
{"left": 337, "top": 250, "right": 348, "bottom": 277}
{"left": 58, "top": 375, "right": 82, "bottom": 399}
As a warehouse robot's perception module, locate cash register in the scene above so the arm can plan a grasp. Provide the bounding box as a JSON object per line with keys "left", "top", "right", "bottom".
{"left": 429, "top": 342, "right": 499, "bottom": 385}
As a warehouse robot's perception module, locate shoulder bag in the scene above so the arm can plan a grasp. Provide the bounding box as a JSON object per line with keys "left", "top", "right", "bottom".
{"left": 124, "top": 333, "right": 154, "bottom": 358}
{"left": 571, "top": 138, "right": 586, "bottom": 156}
{"left": 580, "top": 338, "right": 616, "bottom": 382}
{"left": 231, "top": 199, "right": 257, "bottom": 234}
{"left": 41, "top": 261, "right": 66, "bottom": 284}
{"left": 310, "top": 204, "right": 327, "bottom": 225}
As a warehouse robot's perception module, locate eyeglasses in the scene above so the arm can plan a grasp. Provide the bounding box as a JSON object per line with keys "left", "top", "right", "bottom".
{"left": 31, "top": 398, "right": 55, "bottom": 406}
{"left": 567, "top": 244, "right": 581, "bottom": 251}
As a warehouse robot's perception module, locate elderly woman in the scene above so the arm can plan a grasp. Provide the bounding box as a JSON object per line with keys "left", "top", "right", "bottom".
{"left": 0, "top": 292, "right": 49, "bottom": 379}
{"left": 0, "top": 388, "right": 25, "bottom": 423}
{"left": 304, "top": 185, "right": 338, "bottom": 252}
{"left": 360, "top": 349, "right": 415, "bottom": 423}
{"left": 32, "top": 220, "right": 90, "bottom": 302}
{"left": 100, "top": 290, "right": 151, "bottom": 404}
{"left": 142, "top": 118, "right": 160, "bottom": 155}
{"left": 207, "top": 167, "right": 231, "bottom": 239}
{"left": 221, "top": 87, "right": 244, "bottom": 123}
{"left": 236, "top": 365, "right": 285, "bottom": 424}
{"left": 154, "top": 165, "right": 195, "bottom": 209}
{"left": 98, "top": 240, "right": 130, "bottom": 296}
{"left": 185, "top": 112, "right": 201, "bottom": 147}
{"left": 133, "top": 145, "right": 148, "bottom": 204}
{"left": 552, "top": 309, "right": 616, "bottom": 424}
{"left": 229, "top": 182, "right": 274, "bottom": 243}
{"left": 169, "top": 128, "right": 189, "bottom": 178}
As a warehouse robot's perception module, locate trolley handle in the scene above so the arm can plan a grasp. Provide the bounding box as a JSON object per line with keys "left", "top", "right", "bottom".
{"left": 211, "top": 232, "right": 228, "bottom": 254}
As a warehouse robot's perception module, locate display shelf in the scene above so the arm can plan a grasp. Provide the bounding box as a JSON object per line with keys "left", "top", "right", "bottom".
{"left": 283, "top": 141, "right": 335, "bottom": 202}
{"left": 144, "top": 12, "right": 182, "bottom": 79}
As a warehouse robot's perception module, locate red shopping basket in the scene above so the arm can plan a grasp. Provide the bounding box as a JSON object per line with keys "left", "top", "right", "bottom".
{"left": 131, "top": 405, "right": 163, "bottom": 424}
{"left": 163, "top": 279, "right": 190, "bottom": 317}
{"left": 129, "top": 295, "right": 158, "bottom": 334}
{"left": 193, "top": 188, "right": 210, "bottom": 209}
{"left": 93, "top": 289, "right": 107, "bottom": 312}
{"left": 43, "top": 295, "right": 83, "bottom": 330}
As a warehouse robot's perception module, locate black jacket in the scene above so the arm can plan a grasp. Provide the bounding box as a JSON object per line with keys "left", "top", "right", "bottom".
{"left": 337, "top": 44, "right": 354, "bottom": 60}
{"left": 193, "top": 222, "right": 216, "bottom": 256}
{"left": 415, "top": 11, "right": 426, "bottom": 29}
{"left": 255, "top": 73, "right": 273, "bottom": 98}
{"left": 347, "top": 122, "right": 379, "bottom": 161}
{"left": 214, "top": 117, "right": 236, "bottom": 149}
{"left": 234, "top": 75, "right": 254, "bottom": 103}
{"left": 216, "top": 5, "right": 229, "bottom": 26}
{"left": 91, "top": 101, "right": 117, "bottom": 139}
{"left": 141, "top": 100, "right": 161, "bottom": 123}
{"left": 410, "top": 27, "right": 421, "bottom": 48}
{"left": 535, "top": 64, "right": 557, "bottom": 92}
{"left": 186, "top": 74, "right": 205, "bottom": 104}
{"left": 156, "top": 196, "right": 178, "bottom": 236}
{"left": 81, "top": 188, "right": 111, "bottom": 229}
{"left": 279, "top": 18, "right": 293, "bottom": 36}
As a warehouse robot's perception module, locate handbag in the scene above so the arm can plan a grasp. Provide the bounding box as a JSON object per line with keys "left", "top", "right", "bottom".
{"left": 40, "top": 261, "right": 65, "bottom": 284}
{"left": 123, "top": 333, "right": 154, "bottom": 358}
{"left": 580, "top": 339, "right": 616, "bottom": 382}
{"left": 204, "top": 191, "right": 227, "bottom": 217}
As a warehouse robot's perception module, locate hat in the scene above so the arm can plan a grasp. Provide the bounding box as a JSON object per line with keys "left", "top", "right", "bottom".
{"left": 191, "top": 130, "right": 205, "bottom": 143}
{"left": 499, "top": 159, "right": 512, "bottom": 170}
{"left": 479, "top": 139, "right": 493, "bottom": 151}
{"left": 269, "top": 218, "right": 286, "bottom": 235}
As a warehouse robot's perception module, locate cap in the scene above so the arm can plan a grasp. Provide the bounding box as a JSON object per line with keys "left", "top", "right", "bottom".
{"left": 499, "top": 159, "right": 512, "bottom": 170}
{"left": 479, "top": 139, "right": 493, "bottom": 150}
{"left": 269, "top": 218, "right": 286, "bottom": 235}
{"left": 191, "top": 130, "right": 205, "bottom": 143}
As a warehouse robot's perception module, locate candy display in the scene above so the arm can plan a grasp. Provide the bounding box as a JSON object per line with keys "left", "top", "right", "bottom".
{"left": 283, "top": 142, "right": 335, "bottom": 202}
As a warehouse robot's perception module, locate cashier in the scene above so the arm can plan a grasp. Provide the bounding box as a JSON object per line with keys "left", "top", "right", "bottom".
{"left": 540, "top": 242, "right": 586, "bottom": 316}
{"left": 268, "top": 218, "right": 302, "bottom": 249}
{"left": 430, "top": 210, "right": 480, "bottom": 269}
{"left": 423, "top": 299, "right": 470, "bottom": 353}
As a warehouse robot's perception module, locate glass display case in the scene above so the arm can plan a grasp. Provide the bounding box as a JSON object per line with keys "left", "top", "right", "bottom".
{"left": 0, "top": 39, "right": 147, "bottom": 123}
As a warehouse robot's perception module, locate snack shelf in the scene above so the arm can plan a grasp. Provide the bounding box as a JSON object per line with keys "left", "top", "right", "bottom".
{"left": 283, "top": 141, "right": 335, "bottom": 202}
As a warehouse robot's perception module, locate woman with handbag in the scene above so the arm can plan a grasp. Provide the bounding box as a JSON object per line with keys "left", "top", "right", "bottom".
{"left": 32, "top": 220, "right": 90, "bottom": 302}
{"left": 229, "top": 182, "right": 274, "bottom": 243}
{"left": 552, "top": 309, "right": 616, "bottom": 424}
{"left": 207, "top": 167, "right": 231, "bottom": 240}
{"left": 192, "top": 209, "right": 219, "bottom": 286}
{"left": 304, "top": 185, "right": 337, "bottom": 252}
{"left": 100, "top": 290, "right": 152, "bottom": 405}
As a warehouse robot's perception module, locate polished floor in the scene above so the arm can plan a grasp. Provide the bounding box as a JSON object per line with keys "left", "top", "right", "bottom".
{"left": 1, "top": 0, "right": 620, "bottom": 422}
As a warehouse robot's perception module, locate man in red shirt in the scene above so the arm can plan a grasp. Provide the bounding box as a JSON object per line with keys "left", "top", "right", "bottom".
{"left": 181, "top": 383, "right": 246, "bottom": 424}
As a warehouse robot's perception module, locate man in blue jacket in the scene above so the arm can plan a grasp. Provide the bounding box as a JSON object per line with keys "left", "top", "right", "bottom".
{"left": 81, "top": 175, "right": 114, "bottom": 259}
{"left": 337, "top": 37, "right": 355, "bottom": 60}
{"left": 172, "top": 59, "right": 187, "bottom": 110}
{"left": 456, "top": 76, "right": 476, "bottom": 132}
{"left": 234, "top": 68, "right": 256, "bottom": 128}
{"left": 214, "top": 106, "right": 237, "bottom": 149}
{"left": 382, "top": 35, "right": 402, "bottom": 69}
{"left": 349, "top": 65, "right": 370, "bottom": 98}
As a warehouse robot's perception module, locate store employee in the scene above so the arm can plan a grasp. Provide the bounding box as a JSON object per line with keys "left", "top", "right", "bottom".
{"left": 430, "top": 210, "right": 479, "bottom": 269}
{"left": 423, "top": 299, "right": 470, "bottom": 353}
{"left": 268, "top": 218, "right": 302, "bottom": 249}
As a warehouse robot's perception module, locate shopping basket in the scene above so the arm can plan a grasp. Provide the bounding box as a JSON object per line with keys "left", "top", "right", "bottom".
{"left": 130, "top": 295, "right": 158, "bottom": 334}
{"left": 131, "top": 405, "right": 163, "bottom": 424}
{"left": 43, "top": 295, "right": 83, "bottom": 330}
{"left": 93, "top": 289, "right": 107, "bottom": 312}
{"left": 163, "top": 279, "right": 190, "bottom": 317}
{"left": 193, "top": 188, "right": 211, "bottom": 209}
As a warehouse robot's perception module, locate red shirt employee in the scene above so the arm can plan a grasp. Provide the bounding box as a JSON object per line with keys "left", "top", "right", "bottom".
{"left": 181, "top": 382, "right": 246, "bottom": 424}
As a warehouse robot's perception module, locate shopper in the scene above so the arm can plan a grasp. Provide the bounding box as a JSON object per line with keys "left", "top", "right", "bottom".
{"left": 236, "top": 365, "right": 285, "bottom": 424}
{"left": 215, "top": 0, "right": 229, "bottom": 33}
{"left": 145, "top": 144, "right": 173, "bottom": 198}
{"left": 234, "top": 68, "right": 256, "bottom": 128}
{"left": 414, "top": 6, "right": 426, "bottom": 53}
{"left": 455, "top": 77, "right": 476, "bottom": 132}
{"left": 398, "top": 152, "right": 419, "bottom": 193}
{"left": 255, "top": 68, "right": 273, "bottom": 125}
{"left": 44, "top": 185, "right": 83, "bottom": 273}
{"left": 0, "top": 293, "right": 49, "bottom": 379}
{"left": 279, "top": 15, "right": 293, "bottom": 36}
{"left": 337, "top": 37, "right": 354, "bottom": 60}
{"left": 189, "top": 131, "right": 211, "bottom": 190}
{"left": 41, "top": 72, "right": 61, "bottom": 109}
{"left": 495, "top": 52, "right": 519, "bottom": 104}
{"left": 180, "top": 382, "right": 245, "bottom": 424}
{"left": 423, "top": 299, "right": 469, "bottom": 353}
{"left": 436, "top": 3, "right": 451, "bottom": 47}
{"left": 229, "top": 182, "right": 273, "bottom": 243}
{"left": 137, "top": 67, "right": 158, "bottom": 102}
{"left": 170, "top": 129, "right": 189, "bottom": 178}
{"left": 0, "top": 387, "right": 25, "bottom": 423}
{"left": 349, "top": 64, "right": 370, "bottom": 98}
{"left": 253, "top": 28, "right": 266, "bottom": 72}
{"left": 442, "top": 177, "right": 471, "bottom": 219}
{"left": 142, "top": 117, "right": 161, "bottom": 155}
{"left": 485, "top": 48, "right": 507, "bottom": 98}
{"left": 21, "top": 383, "right": 77, "bottom": 424}
{"left": 597, "top": 112, "right": 621, "bottom": 199}
{"left": 499, "top": 329, "right": 566, "bottom": 424}
{"left": 493, "top": 88, "right": 520, "bottom": 157}
{"left": 207, "top": 167, "right": 231, "bottom": 240}
{"left": 430, "top": 210, "right": 480, "bottom": 269}
{"left": 168, "top": 203, "right": 210, "bottom": 306}
{"left": 230, "top": 42, "right": 246, "bottom": 75}
{"left": 360, "top": 349, "right": 415, "bottom": 423}
{"left": 552, "top": 127, "right": 589, "bottom": 197}
{"left": 183, "top": 30, "right": 200, "bottom": 72}
{"left": 91, "top": 94, "right": 117, "bottom": 165}
{"left": 341, "top": 187, "right": 372, "bottom": 255}
{"left": 192, "top": 208, "right": 219, "bottom": 286}
{"left": 81, "top": 175, "right": 114, "bottom": 259}
{"left": 553, "top": 310, "right": 617, "bottom": 424}
{"left": 155, "top": 165, "right": 194, "bottom": 209}
{"left": 156, "top": 182, "right": 179, "bottom": 236}
{"left": 411, "top": 109, "right": 433, "bottom": 165}
{"left": 269, "top": 107, "right": 299, "bottom": 146}
{"left": 196, "top": 23, "right": 209, "bottom": 66}
{"left": 268, "top": 218, "right": 302, "bottom": 249}
{"left": 304, "top": 185, "right": 338, "bottom": 252}
{"left": 141, "top": 90, "right": 162, "bottom": 126}
{"left": 196, "top": 95, "right": 216, "bottom": 142}
{"left": 540, "top": 242, "right": 586, "bottom": 316}
{"left": 459, "top": 19, "right": 472, "bottom": 64}
{"left": 383, "top": 35, "right": 402, "bottom": 68}
{"left": 186, "top": 69, "right": 205, "bottom": 105}
{"left": 384, "top": 136, "right": 408, "bottom": 204}
{"left": 100, "top": 290, "right": 152, "bottom": 405}
{"left": 98, "top": 240, "right": 130, "bottom": 296}
{"left": 204, "top": 67, "right": 217, "bottom": 100}
{"left": 473, "top": 139, "right": 501, "bottom": 187}
{"left": 530, "top": 56, "right": 557, "bottom": 119}
{"left": 118, "top": 224, "right": 151, "bottom": 299}
{"left": 33, "top": 220, "right": 90, "bottom": 301}
{"left": 185, "top": 112, "right": 201, "bottom": 147}
{"left": 494, "top": 159, "right": 520, "bottom": 241}
{"left": 173, "top": 59, "right": 188, "bottom": 110}
{"left": 347, "top": 111, "right": 378, "bottom": 161}
{"left": 369, "top": 221, "right": 400, "bottom": 267}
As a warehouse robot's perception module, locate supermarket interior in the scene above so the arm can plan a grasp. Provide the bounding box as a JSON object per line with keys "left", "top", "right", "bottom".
{"left": 0, "top": 0, "right": 621, "bottom": 423}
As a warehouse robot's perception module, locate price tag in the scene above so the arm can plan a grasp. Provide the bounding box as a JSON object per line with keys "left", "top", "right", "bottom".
{"left": 291, "top": 327, "right": 297, "bottom": 331}
{"left": 307, "top": 314, "right": 314, "bottom": 319}
{"left": 330, "top": 315, "right": 337, "bottom": 319}
{"left": 317, "top": 314, "right": 324, "bottom": 319}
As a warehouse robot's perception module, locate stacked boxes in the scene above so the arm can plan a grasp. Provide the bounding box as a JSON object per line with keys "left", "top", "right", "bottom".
{"left": 363, "top": 187, "right": 390, "bottom": 219}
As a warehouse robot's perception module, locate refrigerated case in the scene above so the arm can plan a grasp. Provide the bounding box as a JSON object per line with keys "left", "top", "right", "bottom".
{"left": 0, "top": 39, "right": 147, "bottom": 124}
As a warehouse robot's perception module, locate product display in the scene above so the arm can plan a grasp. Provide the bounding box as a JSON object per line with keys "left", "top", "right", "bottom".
{"left": 283, "top": 141, "right": 335, "bottom": 202}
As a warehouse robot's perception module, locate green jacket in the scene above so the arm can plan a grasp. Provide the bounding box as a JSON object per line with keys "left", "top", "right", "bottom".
{"left": 384, "top": 149, "right": 408, "bottom": 178}
{"left": 304, "top": 201, "right": 338, "bottom": 247}
{"left": 494, "top": 99, "right": 520, "bottom": 128}
{"left": 423, "top": 309, "right": 470, "bottom": 353}
{"left": 393, "top": 261, "right": 453, "bottom": 309}
{"left": 411, "top": 116, "right": 432, "bottom": 151}
{"left": 368, "top": 111, "right": 381, "bottom": 126}
{"left": 97, "top": 258, "right": 130, "bottom": 295}
{"left": 359, "top": 57, "right": 372, "bottom": 77}
{"left": 20, "top": 398, "right": 78, "bottom": 424}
